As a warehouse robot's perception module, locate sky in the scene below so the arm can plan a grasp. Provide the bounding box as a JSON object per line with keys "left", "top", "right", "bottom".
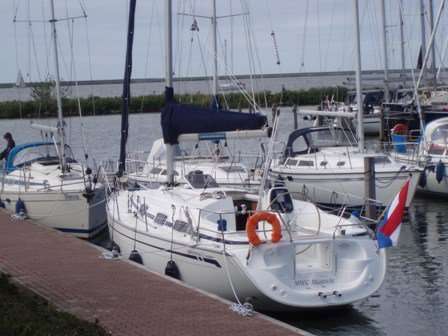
{"left": 0, "top": 0, "right": 446, "bottom": 84}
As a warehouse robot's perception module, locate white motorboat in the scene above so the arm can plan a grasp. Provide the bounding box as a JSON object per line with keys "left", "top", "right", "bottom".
{"left": 0, "top": 141, "right": 106, "bottom": 238}
{"left": 270, "top": 127, "right": 421, "bottom": 207}
{"left": 127, "top": 138, "right": 261, "bottom": 190}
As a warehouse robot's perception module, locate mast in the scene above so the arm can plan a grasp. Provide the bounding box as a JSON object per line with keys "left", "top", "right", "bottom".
{"left": 416, "top": 0, "right": 446, "bottom": 90}
{"left": 419, "top": 0, "right": 427, "bottom": 78}
{"left": 429, "top": 0, "right": 437, "bottom": 86}
{"left": 117, "top": 0, "right": 137, "bottom": 177}
{"left": 165, "top": 0, "right": 175, "bottom": 185}
{"left": 380, "top": 0, "right": 390, "bottom": 102}
{"left": 212, "top": 0, "right": 219, "bottom": 105}
{"left": 353, "top": 0, "right": 364, "bottom": 151}
{"left": 49, "top": 0, "right": 66, "bottom": 172}
{"left": 399, "top": 0, "right": 406, "bottom": 79}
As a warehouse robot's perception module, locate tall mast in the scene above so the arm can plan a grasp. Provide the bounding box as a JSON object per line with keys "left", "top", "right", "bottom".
{"left": 165, "top": 0, "right": 175, "bottom": 185}
{"left": 399, "top": 0, "right": 406, "bottom": 80}
{"left": 165, "top": 0, "right": 173, "bottom": 89}
{"left": 49, "top": 0, "right": 66, "bottom": 172}
{"left": 211, "top": 0, "right": 219, "bottom": 105}
{"left": 353, "top": 0, "right": 364, "bottom": 151}
{"left": 429, "top": 0, "right": 437, "bottom": 86}
{"left": 380, "top": 0, "right": 390, "bottom": 102}
{"left": 416, "top": 0, "right": 446, "bottom": 90}
{"left": 118, "top": 0, "right": 137, "bottom": 177}
{"left": 419, "top": 0, "right": 427, "bottom": 78}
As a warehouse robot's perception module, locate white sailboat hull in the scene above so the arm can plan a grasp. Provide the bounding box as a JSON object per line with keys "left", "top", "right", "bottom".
{"left": 107, "top": 188, "right": 387, "bottom": 311}
{"left": 1, "top": 188, "right": 107, "bottom": 239}
{"left": 271, "top": 169, "right": 420, "bottom": 207}
{"left": 418, "top": 166, "right": 448, "bottom": 196}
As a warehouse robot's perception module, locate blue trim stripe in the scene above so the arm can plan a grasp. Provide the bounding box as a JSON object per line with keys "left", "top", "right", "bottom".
{"left": 56, "top": 222, "right": 107, "bottom": 235}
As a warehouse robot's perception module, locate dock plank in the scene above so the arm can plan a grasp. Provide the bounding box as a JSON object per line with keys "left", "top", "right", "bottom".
{"left": 0, "top": 211, "right": 306, "bottom": 336}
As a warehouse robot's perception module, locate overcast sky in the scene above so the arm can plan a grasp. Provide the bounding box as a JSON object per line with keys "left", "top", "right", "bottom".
{"left": 0, "top": 0, "right": 446, "bottom": 83}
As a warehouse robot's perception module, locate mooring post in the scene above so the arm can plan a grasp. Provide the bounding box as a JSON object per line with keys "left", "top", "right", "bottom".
{"left": 379, "top": 106, "right": 385, "bottom": 142}
{"left": 364, "top": 156, "right": 376, "bottom": 219}
{"left": 292, "top": 105, "right": 298, "bottom": 130}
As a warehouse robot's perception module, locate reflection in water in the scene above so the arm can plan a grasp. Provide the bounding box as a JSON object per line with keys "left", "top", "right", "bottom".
{"left": 269, "top": 306, "right": 383, "bottom": 336}
{"left": 1, "top": 115, "right": 448, "bottom": 336}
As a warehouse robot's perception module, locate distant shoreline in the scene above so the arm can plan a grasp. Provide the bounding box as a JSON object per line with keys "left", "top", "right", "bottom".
{"left": 0, "top": 87, "right": 346, "bottom": 120}
{"left": 0, "top": 69, "right": 406, "bottom": 88}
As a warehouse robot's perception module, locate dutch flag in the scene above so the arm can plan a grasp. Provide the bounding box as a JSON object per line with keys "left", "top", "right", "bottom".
{"left": 376, "top": 179, "right": 410, "bottom": 249}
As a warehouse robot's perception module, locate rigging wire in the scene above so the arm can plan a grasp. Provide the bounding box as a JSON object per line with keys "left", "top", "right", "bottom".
{"left": 140, "top": 0, "right": 157, "bottom": 111}
{"left": 299, "top": 0, "right": 310, "bottom": 71}
{"left": 82, "top": 5, "right": 96, "bottom": 115}
{"left": 240, "top": 1, "right": 257, "bottom": 108}
{"left": 229, "top": 0, "right": 234, "bottom": 73}
{"left": 174, "top": 0, "right": 186, "bottom": 95}
{"left": 41, "top": 0, "right": 50, "bottom": 77}
{"left": 323, "top": 0, "right": 337, "bottom": 72}
{"left": 316, "top": 0, "right": 322, "bottom": 71}
{"left": 12, "top": 0, "right": 23, "bottom": 119}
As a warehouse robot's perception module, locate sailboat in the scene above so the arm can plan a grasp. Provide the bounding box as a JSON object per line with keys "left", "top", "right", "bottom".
{"left": 107, "top": 0, "right": 388, "bottom": 311}
{"left": 126, "top": 136, "right": 263, "bottom": 190}
{"left": 126, "top": 2, "right": 264, "bottom": 191}
{"left": 0, "top": 0, "right": 107, "bottom": 239}
{"left": 270, "top": 0, "right": 421, "bottom": 208}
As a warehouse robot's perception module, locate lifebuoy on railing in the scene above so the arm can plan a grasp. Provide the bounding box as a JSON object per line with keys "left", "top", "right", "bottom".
{"left": 246, "top": 211, "right": 282, "bottom": 247}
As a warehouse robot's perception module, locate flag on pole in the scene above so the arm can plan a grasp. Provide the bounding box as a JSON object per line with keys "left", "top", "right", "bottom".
{"left": 376, "top": 179, "right": 410, "bottom": 248}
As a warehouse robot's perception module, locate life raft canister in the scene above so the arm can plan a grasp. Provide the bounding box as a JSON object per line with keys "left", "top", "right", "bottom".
{"left": 246, "top": 211, "right": 282, "bottom": 247}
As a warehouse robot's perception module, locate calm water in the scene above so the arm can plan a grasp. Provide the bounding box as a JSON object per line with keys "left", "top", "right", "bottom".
{"left": 1, "top": 114, "right": 447, "bottom": 336}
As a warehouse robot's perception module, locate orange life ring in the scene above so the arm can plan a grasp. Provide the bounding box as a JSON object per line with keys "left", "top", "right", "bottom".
{"left": 246, "top": 211, "right": 282, "bottom": 247}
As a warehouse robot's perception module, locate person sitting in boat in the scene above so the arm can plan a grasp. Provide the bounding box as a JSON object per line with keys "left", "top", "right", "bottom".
{"left": 0, "top": 132, "right": 16, "bottom": 161}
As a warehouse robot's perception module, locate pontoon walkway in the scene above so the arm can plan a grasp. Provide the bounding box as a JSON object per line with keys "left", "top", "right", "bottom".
{"left": 0, "top": 210, "right": 310, "bottom": 336}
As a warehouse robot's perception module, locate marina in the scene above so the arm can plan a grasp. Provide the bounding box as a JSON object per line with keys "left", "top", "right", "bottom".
{"left": 2, "top": 113, "right": 448, "bottom": 336}
{"left": 2, "top": 0, "right": 448, "bottom": 335}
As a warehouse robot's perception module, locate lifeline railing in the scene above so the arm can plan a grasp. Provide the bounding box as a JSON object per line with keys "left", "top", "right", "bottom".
{"left": 123, "top": 189, "right": 377, "bottom": 249}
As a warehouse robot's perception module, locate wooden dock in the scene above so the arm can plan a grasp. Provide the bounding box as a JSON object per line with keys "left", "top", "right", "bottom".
{"left": 0, "top": 210, "right": 309, "bottom": 336}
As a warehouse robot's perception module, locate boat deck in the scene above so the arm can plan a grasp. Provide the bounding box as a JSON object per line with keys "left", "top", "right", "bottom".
{"left": 0, "top": 210, "right": 308, "bottom": 336}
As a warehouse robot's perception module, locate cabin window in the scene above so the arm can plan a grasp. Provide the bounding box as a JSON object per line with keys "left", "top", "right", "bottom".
{"left": 154, "top": 213, "right": 167, "bottom": 225}
{"left": 220, "top": 166, "right": 245, "bottom": 173}
{"left": 336, "top": 161, "right": 345, "bottom": 166}
{"left": 320, "top": 161, "right": 328, "bottom": 167}
{"left": 174, "top": 220, "right": 191, "bottom": 233}
{"left": 149, "top": 167, "right": 162, "bottom": 174}
{"left": 186, "top": 171, "right": 219, "bottom": 189}
{"left": 291, "top": 136, "right": 308, "bottom": 154}
{"left": 286, "top": 159, "right": 298, "bottom": 166}
{"left": 374, "top": 157, "right": 391, "bottom": 164}
{"left": 160, "top": 169, "right": 178, "bottom": 176}
{"left": 428, "top": 144, "right": 446, "bottom": 155}
{"left": 298, "top": 160, "right": 314, "bottom": 167}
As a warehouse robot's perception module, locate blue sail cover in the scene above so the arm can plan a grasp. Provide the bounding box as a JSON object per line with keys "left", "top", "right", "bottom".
{"left": 161, "top": 102, "right": 267, "bottom": 145}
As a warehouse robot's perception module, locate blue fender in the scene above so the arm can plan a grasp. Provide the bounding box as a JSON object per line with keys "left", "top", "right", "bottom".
{"left": 436, "top": 160, "right": 446, "bottom": 184}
